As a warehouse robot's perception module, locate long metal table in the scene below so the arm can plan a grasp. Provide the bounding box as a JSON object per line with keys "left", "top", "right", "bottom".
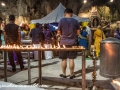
{"left": 2, "top": 47, "right": 86, "bottom": 90}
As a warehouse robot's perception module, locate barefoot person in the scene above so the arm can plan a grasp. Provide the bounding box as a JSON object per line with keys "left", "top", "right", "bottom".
{"left": 58, "top": 8, "right": 80, "bottom": 79}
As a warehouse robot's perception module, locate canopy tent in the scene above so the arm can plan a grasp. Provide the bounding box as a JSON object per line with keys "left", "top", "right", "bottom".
{"left": 31, "top": 3, "right": 89, "bottom": 24}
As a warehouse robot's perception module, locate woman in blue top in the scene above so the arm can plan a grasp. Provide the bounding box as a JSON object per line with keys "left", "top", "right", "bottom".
{"left": 78, "top": 26, "right": 88, "bottom": 49}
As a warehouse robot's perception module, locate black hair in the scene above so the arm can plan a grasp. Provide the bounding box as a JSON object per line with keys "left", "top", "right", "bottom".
{"left": 36, "top": 23, "right": 40, "bottom": 28}
{"left": 82, "top": 26, "right": 86, "bottom": 30}
{"left": 40, "top": 27, "right": 43, "bottom": 30}
{"left": 9, "top": 15, "right": 15, "bottom": 21}
{"left": 64, "top": 8, "right": 73, "bottom": 13}
{"left": 44, "top": 24, "right": 48, "bottom": 29}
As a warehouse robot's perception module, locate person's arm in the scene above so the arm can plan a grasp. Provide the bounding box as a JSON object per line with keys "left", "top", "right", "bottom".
{"left": 76, "top": 22, "right": 85, "bottom": 39}
{"left": 3, "top": 31, "right": 6, "bottom": 44}
{"left": 93, "top": 31, "right": 96, "bottom": 39}
{"left": 76, "top": 30, "right": 80, "bottom": 36}
{"left": 76, "top": 21, "right": 80, "bottom": 35}
{"left": 40, "top": 31, "right": 45, "bottom": 46}
{"left": 3, "top": 26, "right": 6, "bottom": 44}
{"left": 57, "top": 30, "right": 61, "bottom": 35}
{"left": 29, "top": 30, "right": 32, "bottom": 38}
{"left": 57, "top": 20, "right": 62, "bottom": 35}
{"left": 102, "top": 31, "right": 106, "bottom": 39}
{"left": 41, "top": 32, "right": 45, "bottom": 42}
{"left": 86, "top": 33, "right": 89, "bottom": 39}
{"left": 86, "top": 27, "right": 91, "bottom": 39}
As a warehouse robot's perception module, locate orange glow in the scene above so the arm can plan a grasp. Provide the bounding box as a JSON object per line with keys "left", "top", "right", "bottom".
{"left": 50, "top": 45, "right": 52, "bottom": 48}
{"left": 58, "top": 42, "right": 60, "bottom": 48}
{"left": 104, "top": 43, "right": 114, "bottom": 56}
{"left": 54, "top": 45, "right": 56, "bottom": 48}
{"left": 113, "top": 80, "right": 120, "bottom": 86}
{"left": 0, "top": 44, "right": 84, "bottom": 50}
{"left": 63, "top": 45, "right": 66, "bottom": 48}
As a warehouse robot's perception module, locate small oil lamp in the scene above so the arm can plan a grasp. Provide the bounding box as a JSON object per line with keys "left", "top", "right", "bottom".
{"left": 113, "top": 80, "right": 120, "bottom": 90}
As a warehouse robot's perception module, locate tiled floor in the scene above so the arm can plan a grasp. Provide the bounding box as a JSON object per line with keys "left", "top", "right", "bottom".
{"left": 0, "top": 56, "right": 119, "bottom": 90}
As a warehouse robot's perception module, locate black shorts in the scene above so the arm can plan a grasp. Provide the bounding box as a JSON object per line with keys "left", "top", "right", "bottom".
{"left": 59, "top": 45, "right": 77, "bottom": 59}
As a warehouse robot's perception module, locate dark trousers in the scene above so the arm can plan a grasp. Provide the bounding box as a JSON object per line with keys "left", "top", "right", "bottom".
{"left": 8, "top": 51, "right": 24, "bottom": 70}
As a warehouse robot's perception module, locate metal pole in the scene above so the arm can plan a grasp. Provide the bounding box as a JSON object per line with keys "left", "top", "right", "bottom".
{"left": 4, "top": 50, "right": 7, "bottom": 82}
{"left": 38, "top": 51, "right": 42, "bottom": 85}
{"left": 89, "top": 48, "right": 99, "bottom": 90}
{"left": 28, "top": 51, "right": 31, "bottom": 85}
{"left": 82, "top": 50, "right": 86, "bottom": 90}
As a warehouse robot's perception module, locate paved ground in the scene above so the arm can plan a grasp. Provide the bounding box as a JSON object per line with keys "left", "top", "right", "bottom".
{"left": 0, "top": 55, "right": 120, "bottom": 90}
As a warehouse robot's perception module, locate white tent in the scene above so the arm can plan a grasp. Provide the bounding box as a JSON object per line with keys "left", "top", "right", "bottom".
{"left": 31, "top": 3, "right": 89, "bottom": 24}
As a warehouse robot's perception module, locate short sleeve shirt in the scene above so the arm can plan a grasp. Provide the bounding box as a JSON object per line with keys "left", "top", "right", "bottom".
{"left": 58, "top": 18, "right": 80, "bottom": 45}
{"left": 4, "top": 22, "right": 19, "bottom": 41}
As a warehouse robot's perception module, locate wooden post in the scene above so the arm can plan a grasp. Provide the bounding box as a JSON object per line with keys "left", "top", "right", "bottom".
{"left": 4, "top": 50, "right": 7, "bottom": 82}
{"left": 28, "top": 51, "right": 31, "bottom": 84}
{"left": 38, "top": 51, "right": 42, "bottom": 85}
{"left": 82, "top": 50, "right": 86, "bottom": 90}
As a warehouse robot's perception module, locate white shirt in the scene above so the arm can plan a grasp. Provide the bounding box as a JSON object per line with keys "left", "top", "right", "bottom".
{"left": 86, "top": 26, "right": 92, "bottom": 38}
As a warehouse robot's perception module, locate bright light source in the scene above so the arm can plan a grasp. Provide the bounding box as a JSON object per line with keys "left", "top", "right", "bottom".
{"left": 1, "top": 3, "right": 5, "bottom": 6}
{"left": 83, "top": 0, "right": 87, "bottom": 4}
{"left": 110, "top": 0, "right": 113, "bottom": 2}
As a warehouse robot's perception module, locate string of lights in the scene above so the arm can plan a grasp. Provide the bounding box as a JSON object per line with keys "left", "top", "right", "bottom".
{"left": 83, "top": 0, "right": 113, "bottom": 4}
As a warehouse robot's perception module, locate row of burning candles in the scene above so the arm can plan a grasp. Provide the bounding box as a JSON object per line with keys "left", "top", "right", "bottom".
{"left": 0, "top": 44, "right": 85, "bottom": 50}
{"left": 113, "top": 80, "right": 120, "bottom": 90}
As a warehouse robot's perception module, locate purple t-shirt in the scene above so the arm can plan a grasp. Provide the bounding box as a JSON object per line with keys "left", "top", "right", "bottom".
{"left": 42, "top": 30, "right": 52, "bottom": 43}
{"left": 58, "top": 18, "right": 80, "bottom": 45}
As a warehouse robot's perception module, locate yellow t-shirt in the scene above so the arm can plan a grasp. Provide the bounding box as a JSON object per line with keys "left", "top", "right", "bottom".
{"left": 23, "top": 30, "right": 28, "bottom": 35}
{"left": 82, "top": 22, "right": 88, "bottom": 27}
{"left": 30, "top": 24, "right": 35, "bottom": 31}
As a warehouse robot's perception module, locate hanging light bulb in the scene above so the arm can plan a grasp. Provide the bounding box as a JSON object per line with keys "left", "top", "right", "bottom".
{"left": 83, "top": 0, "right": 87, "bottom": 4}
{"left": 1, "top": 2, "right": 5, "bottom": 6}
{"left": 110, "top": 0, "right": 113, "bottom": 2}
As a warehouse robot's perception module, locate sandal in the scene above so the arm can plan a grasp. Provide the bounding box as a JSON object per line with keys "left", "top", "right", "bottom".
{"left": 70, "top": 75, "right": 76, "bottom": 79}
{"left": 59, "top": 74, "right": 66, "bottom": 78}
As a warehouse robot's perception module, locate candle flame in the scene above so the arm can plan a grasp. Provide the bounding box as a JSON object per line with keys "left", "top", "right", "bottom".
{"left": 50, "top": 45, "right": 52, "bottom": 48}
{"left": 58, "top": 42, "right": 60, "bottom": 48}
{"left": 81, "top": 46, "right": 84, "bottom": 48}
{"left": 54, "top": 45, "right": 56, "bottom": 48}
{"left": 26, "top": 45, "right": 29, "bottom": 49}
{"left": 63, "top": 45, "right": 66, "bottom": 48}
{"left": 113, "top": 80, "right": 120, "bottom": 86}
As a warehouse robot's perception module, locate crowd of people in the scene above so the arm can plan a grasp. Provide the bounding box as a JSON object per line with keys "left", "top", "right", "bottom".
{"left": 0, "top": 8, "right": 120, "bottom": 79}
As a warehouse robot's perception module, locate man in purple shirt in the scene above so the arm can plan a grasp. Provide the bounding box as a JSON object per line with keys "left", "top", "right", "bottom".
{"left": 58, "top": 8, "right": 80, "bottom": 79}
{"left": 43, "top": 24, "right": 53, "bottom": 59}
